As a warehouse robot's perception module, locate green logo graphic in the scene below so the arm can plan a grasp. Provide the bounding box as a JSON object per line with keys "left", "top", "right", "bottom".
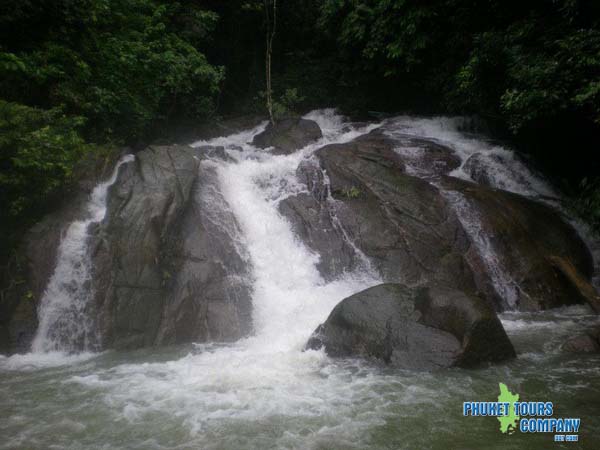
{"left": 498, "top": 382, "right": 520, "bottom": 434}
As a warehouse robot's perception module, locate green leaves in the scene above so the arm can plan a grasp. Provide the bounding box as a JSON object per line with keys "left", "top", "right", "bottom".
{"left": 0, "top": 0, "right": 226, "bottom": 253}
{"left": 0, "top": 100, "right": 90, "bottom": 218}
{"left": 319, "top": 0, "right": 600, "bottom": 137}
{"left": 0, "top": 0, "right": 224, "bottom": 142}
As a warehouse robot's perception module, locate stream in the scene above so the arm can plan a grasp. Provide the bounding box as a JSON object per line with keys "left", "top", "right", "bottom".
{"left": 1, "top": 110, "right": 599, "bottom": 449}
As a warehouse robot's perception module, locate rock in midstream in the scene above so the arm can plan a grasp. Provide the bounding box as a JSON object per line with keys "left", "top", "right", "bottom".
{"left": 306, "top": 283, "right": 516, "bottom": 370}
{"left": 252, "top": 117, "right": 322, "bottom": 154}
{"left": 280, "top": 132, "right": 489, "bottom": 298}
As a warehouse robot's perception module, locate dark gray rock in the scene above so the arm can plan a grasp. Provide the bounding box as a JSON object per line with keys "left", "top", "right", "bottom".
{"left": 372, "top": 129, "right": 461, "bottom": 178}
{"left": 155, "top": 160, "right": 253, "bottom": 345}
{"left": 252, "top": 118, "right": 322, "bottom": 154}
{"left": 442, "top": 177, "right": 595, "bottom": 312}
{"left": 280, "top": 133, "right": 483, "bottom": 297}
{"left": 306, "top": 283, "right": 515, "bottom": 370}
{"left": 279, "top": 160, "right": 359, "bottom": 279}
{"left": 463, "top": 153, "right": 498, "bottom": 187}
{"left": 91, "top": 145, "right": 253, "bottom": 350}
{"left": 91, "top": 145, "right": 200, "bottom": 349}
{"left": 2, "top": 143, "right": 254, "bottom": 354}
{"left": 280, "top": 131, "right": 597, "bottom": 313}
{"left": 195, "top": 145, "right": 234, "bottom": 162}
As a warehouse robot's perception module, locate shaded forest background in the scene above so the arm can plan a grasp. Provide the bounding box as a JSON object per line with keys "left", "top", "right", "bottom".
{"left": 1, "top": 0, "right": 600, "bottom": 259}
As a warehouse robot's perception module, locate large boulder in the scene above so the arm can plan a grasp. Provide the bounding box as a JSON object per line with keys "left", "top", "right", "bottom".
{"left": 462, "top": 152, "right": 540, "bottom": 194}
{"left": 1, "top": 144, "right": 254, "bottom": 354}
{"left": 442, "top": 177, "right": 596, "bottom": 312}
{"left": 91, "top": 145, "right": 253, "bottom": 350}
{"left": 280, "top": 132, "right": 487, "bottom": 299}
{"left": 281, "top": 131, "right": 597, "bottom": 312}
{"left": 376, "top": 129, "right": 461, "bottom": 178}
{"left": 252, "top": 118, "right": 322, "bottom": 154}
{"left": 154, "top": 158, "right": 253, "bottom": 345}
{"left": 306, "top": 283, "right": 516, "bottom": 370}
{"left": 90, "top": 145, "right": 200, "bottom": 349}
{"left": 563, "top": 327, "right": 600, "bottom": 353}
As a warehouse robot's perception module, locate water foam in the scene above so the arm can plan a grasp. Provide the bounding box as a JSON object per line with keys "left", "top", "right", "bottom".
{"left": 382, "top": 115, "right": 600, "bottom": 303}
{"left": 382, "top": 116, "right": 557, "bottom": 199}
{"left": 62, "top": 110, "right": 383, "bottom": 442}
{"left": 0, "top": 351, "right": 98, "bottom": 371}
{"left": 31, "top": 155, "right": 134, "bottom": 353}
{"left": 3, "top": 111, "right": 600, "bottom": 449}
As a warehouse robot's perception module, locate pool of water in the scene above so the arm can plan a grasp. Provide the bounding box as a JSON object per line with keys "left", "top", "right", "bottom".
{"left": 1, "top": 306, "right": 599, "bottom": 450}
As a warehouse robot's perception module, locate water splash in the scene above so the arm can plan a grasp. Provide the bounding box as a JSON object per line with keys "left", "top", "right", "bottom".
{"left": 382, "top": 116, "right": 557, "bottom": 199}
{"left": 382, "top": 115, "right": 600, "bottom": 303}
{"left": 196, "top": 108, "right": 381, "bottom": 347}
{"left": 3, "top": 111, "right": 600, "bottom": 449}
{"left": 31, "top": 155, "right": 134, "bottom": 353}
{"left": 443, "top": 190, "right": 521, "bottom": 309}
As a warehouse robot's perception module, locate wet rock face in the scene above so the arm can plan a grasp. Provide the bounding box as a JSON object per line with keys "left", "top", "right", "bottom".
{"left": 280, "top": 133, "right": 481, "bottom": 294}
{"left": 375, "top": 130, "right": 461, "bottom": 178}
{"left": 155, "top": 160, "right": 253, "bottom": 345}
{"left": 1, "top": 143, "right": 254, "bottom": 354}
{"left": 463, "top": 153, "right": 501, "bottom": 187}
{"left": 91, "top": 145, "right": 200, "bottom": 349}
{"left": 279, "top": 159, "right": 359, "bottom": 279}
{"left": 281, "top": 131, "right": 597, "bottom": 313}
{"left": 306, "top": 283, "right": 516, "bottom": 370}
{"left": 92, "top": 145, "right": 252, "bottom": 350}
{"left": 252, "top": 118, "right": 322, "bottom": 154}
{"left": 442, "top": 177, "right": 595, "bottom": 312}
{"left": 462, "top": 152, "right": 533, "bottom": 191}
{"left": 0, "top": 173, "right": 112, "bottom": 353}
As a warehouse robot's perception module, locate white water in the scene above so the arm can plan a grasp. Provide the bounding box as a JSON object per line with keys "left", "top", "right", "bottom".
{"left": 193, "top": 109, "right": 381, "bottom": 349}
{"left": 381, "top": 115, "right": 600, "bottom": 301}
{"left": 31, "top": 154, "right": 134, "bottom": 353}
{"left": 54, "top": 110, "right": 385, "bottom": 444}
{"left": 2, "top": 110, "right": 600, "bottom": 449}
{"left": 381, "top": 116, "right": 557, "bottom": 199}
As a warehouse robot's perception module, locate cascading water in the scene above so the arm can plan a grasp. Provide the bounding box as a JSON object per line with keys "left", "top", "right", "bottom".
{"left": 381, "top": 116, "right": 600, "bottom": 301}
{"left": 381, "top": 116, "right": 557, "bottom": 199}
{"left": 196, "top": 109, "right": 381, "bottom": 349}
{"left": 1, "top": 110, "right": 599, "bottom": 450}
{"left": 31, "top": 155, "right": 134, "bottom": 353}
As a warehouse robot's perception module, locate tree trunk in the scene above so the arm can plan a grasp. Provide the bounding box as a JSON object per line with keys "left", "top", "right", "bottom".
{"left": 264, "top": 0, "right": 277, "bottom": 124}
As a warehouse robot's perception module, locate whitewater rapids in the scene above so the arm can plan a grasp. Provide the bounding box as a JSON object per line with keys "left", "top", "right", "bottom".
{"left": 1, "top": 110, "right": 599, "bottom": 450}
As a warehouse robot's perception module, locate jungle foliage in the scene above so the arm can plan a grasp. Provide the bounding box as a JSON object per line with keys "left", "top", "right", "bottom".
{"left": 1, "top": 0, "right": 600, "bottom": 254}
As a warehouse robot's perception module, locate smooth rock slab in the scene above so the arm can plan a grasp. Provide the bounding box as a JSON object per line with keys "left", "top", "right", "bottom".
{"left": 306, "top": 283, "right": 516, "bottom": 370}
{"left": 252, "top": 118, "right": 322, "bottom": 154}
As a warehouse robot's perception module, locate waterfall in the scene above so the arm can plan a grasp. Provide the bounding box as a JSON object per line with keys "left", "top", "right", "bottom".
{"left": 192, "top": 109, "right": 381, "bottom": 349}
{"left": 381, "top": 116, "right": 600, "bottom": 307}
{"left": 382, "top": 116, "right": 557, "bottom": 199}
{"left": 31, "top": 155, "right": 134, "bottom": 353}
{"left": 4, "top": 111, "right": 600, "bottom": 449}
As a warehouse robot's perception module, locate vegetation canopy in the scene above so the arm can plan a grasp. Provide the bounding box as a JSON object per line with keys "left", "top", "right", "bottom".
{"left": 1, "top": 0, "right": 599, "bottom": 257}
